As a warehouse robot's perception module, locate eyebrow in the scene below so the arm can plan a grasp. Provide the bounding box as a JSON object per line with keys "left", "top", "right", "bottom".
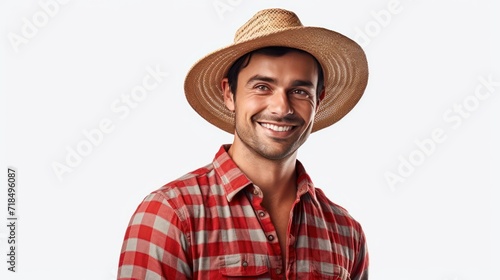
{"left": 246, "top": 74, "right": 315, "bottom": 89}
{"left": 246, "top": 75, "right": 276, "bottom": 86}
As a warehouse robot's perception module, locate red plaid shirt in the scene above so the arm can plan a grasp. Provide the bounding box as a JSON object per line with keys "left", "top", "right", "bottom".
{"left": 118, "top": 145, "right": 368, "bottom": 279}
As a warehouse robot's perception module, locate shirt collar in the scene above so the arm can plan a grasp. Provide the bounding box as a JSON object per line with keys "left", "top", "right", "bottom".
{"left": 213, "top": 145, "right": 321, "bottom": 207}
{"left": 295, "top": 160, "right": 321, "bottom": 208}
{"left": 213, "top": 145, "right": 253, "bottom": 202}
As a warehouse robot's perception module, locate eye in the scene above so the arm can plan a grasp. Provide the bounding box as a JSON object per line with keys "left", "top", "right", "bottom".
{"left": 255, "top": 84, "right": 270, "bottom": 91}
{"left": 291, "top": 89, "right": 311, "bottom": 99}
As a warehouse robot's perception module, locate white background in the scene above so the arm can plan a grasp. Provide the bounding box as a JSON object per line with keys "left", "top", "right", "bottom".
{"left": 1, "top": 0, "right": 499, "bottom": 279}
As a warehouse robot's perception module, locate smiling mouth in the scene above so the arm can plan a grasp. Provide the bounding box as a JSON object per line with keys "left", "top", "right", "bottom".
{"left": 259, "top": 122, "right": 295, "bottom": 132}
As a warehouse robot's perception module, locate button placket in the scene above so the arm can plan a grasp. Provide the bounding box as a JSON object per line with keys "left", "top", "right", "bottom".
{"left": 247, "top": 184, "right": 282, "bottom": 268}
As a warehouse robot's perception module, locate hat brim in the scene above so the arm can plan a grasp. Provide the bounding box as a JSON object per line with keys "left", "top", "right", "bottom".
{"left": 184, "top": 26, "right": 368, "bottom": 134}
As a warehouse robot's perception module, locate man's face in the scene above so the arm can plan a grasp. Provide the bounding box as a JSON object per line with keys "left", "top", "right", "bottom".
{"left": 223, "top": 51, "right": 322, "bottom": 161}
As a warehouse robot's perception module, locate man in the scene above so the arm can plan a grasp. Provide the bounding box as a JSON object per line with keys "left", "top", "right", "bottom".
{"left": 118, "top": 8, "right": 369, "bottom": 280}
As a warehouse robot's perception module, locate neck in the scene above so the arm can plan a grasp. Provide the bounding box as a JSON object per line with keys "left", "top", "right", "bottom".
{"left": 227, "top": 139, "right": 298, "bottom": 207}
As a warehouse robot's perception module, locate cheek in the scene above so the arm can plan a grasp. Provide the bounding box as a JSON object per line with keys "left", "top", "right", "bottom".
{"left": 235, "top": 96, "right": 266, "bottom": 116}
{"left": 294, "top": 101, "right": 316, "bottom": 120}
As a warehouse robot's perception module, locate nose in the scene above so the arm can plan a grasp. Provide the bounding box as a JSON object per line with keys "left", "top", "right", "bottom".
{"left": 268, "top": 89, "right": 293, "bottom": 116}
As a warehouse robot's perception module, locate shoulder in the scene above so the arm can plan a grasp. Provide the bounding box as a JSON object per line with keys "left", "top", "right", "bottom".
{"left": 156, "top": 163, "right": 215, "bottom": 198}
{"left": 138, "top": 163, "right": 219, "bottom": 220}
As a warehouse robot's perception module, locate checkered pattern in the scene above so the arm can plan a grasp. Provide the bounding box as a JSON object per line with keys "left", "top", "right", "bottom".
{"left": 118, "top": 145, "right": 368, "bottom": 279}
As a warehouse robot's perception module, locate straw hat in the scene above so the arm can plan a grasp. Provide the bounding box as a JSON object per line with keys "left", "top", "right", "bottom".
{"left": 184, "top": 8, "right": 368, "bottom": 134}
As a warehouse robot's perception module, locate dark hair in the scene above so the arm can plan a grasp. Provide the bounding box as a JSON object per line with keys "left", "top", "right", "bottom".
{"left": 226, "top": 46, "right": 325, "bottom": 99}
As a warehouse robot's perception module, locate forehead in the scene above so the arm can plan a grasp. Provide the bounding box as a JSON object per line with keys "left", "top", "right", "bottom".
{"left": 240, "top": 50, "right": 319, "bottom": 80}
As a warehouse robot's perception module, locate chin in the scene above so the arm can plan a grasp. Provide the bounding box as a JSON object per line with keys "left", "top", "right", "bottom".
{"left": 254, "top": 143, "right": 299, "bottom": 161}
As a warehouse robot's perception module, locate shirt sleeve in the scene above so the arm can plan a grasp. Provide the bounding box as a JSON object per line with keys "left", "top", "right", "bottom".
{"left": 118, "top": 192, "right": 192, "bottom": 280}
{"left": 350, "top": 226, "right": 369, "bottom": 280}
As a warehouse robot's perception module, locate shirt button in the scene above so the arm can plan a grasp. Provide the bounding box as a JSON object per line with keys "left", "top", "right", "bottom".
{"left": 267, "top": 235, "right": 274, "bottom": 241}
{"left": 258, "top": 211, "right": 266, "bottom": 217}
{"left": 276, "top": 268, "right": 282, "bottom": 275}
{"left": 242, "top": 261, "right": 248, "bottom": 267}
{"left": 253, "top": 189, "right": 259, "bottom": 195}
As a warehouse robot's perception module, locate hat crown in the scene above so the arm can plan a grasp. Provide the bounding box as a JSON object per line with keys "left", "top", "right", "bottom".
{"left": 234, "top": 9, "right": 303, "bottom": 43}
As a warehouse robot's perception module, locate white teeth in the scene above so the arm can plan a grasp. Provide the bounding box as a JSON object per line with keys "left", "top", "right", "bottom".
{"left": 260, "top": 123, "right": 293, "bottom": 132}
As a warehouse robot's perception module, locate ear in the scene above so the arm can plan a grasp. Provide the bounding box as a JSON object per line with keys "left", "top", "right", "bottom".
{"left": 316, "top": 88, "right": 325, "bottom": 112}
{"left": 221, "top": 78, "right": 235, "bottom": 111}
